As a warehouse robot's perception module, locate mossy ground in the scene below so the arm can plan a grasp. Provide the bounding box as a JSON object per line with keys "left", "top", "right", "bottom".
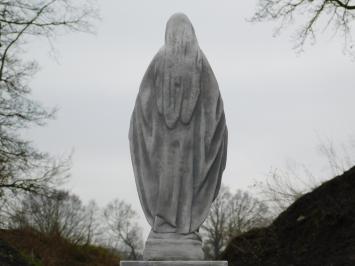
{"left": 221, "top": 166, "right": 355, "bottom": 266}
{"left": 0, "top": 228, "right": 120, "bottom": 266}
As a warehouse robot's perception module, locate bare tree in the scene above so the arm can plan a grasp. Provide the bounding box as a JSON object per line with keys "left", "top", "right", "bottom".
{"left": 226, "top": 190, "right": 270, "bottom": 237}
{"left": 317, "top": 136, "right": 355, "bottom": 176}
{"left": 201, "top": 185, "right": 271, "bottom": 259}
{"left": 84, "top": 200, "right": 102, "bottom": 245}
{"left": 255, "top": 165, "right": 318, "bottom": 215}
{"left": 252, "top": 0, "right": 355, "bottom": 55}
{"left": 103, "top": 199, "right": 143, "bottom": 260}
{"left": 0, "top": 157, "right": 71, "bottom": 230}
{"left": 10, "top": 190, "right": 100, "bottom": 245}
{"left": 201, "top": 185, "right": 231, "bottom": 259}
{"left": 255, "top": 137, "right": 355, "bottom": 216}
{"left": 0, "top": 0, "right": 97, "bottom": 196}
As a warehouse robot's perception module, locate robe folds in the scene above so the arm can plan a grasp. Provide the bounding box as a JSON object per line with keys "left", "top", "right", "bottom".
{"left": 129, "top": 13, "right": 227, "bottom": 234}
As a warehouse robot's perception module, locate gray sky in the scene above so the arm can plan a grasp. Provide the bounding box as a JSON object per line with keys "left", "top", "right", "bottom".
{"left": 27, "top": 0, "right": 355, "bottom": 235}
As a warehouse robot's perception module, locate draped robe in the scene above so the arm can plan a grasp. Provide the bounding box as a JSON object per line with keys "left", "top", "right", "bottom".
{"left": 129, "top": 13, "right": 228, "bottom": 234}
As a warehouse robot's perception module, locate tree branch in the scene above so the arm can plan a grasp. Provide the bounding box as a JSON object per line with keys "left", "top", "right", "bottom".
{"left": 329, "top": 0, "right": 355, "bottom": 9}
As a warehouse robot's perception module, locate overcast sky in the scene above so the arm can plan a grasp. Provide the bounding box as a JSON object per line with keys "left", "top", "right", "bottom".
{"left": 26, "top": 1, "right": 355, "bottom": 235}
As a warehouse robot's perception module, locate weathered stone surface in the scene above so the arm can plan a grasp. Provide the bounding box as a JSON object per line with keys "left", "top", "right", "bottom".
{"left": 121, "top": 261, "right": 228, "bottom": 266}
{"left": 143, "top": 231, "right": 204, "bottom": 260}
{"left": 129, "top": 13, "right": 228, "bottom": 260}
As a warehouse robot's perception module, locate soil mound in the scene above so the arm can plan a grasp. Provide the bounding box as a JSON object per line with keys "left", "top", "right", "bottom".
{"left": 221, "top": 166, "right": 355, "bottom": 266}
{"left": 0, "top": 238, "right": 31, "bottom": 266}
{"left": 0, "top": 228, "right": 120, "bottom": 266}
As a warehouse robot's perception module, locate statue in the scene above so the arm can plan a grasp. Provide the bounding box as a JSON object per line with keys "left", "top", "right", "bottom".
{"left": 129, "top": 13, "right": 228, "bottom": 261}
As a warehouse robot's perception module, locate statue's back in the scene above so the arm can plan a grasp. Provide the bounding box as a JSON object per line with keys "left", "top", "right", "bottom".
{"left": 129, "top": 13, "right": 228, "bottom": 260}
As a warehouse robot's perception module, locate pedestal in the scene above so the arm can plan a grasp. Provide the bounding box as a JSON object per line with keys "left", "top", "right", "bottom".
{"left": 120, "top": 261, "right": 228, "bottom": 266}
{"left": 143, "top": 231, "right": 204, "bottom": 260}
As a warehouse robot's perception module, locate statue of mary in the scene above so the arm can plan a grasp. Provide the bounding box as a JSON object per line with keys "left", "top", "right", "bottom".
{"left": 129, "top": 13, "right": 228, "bottom": 260}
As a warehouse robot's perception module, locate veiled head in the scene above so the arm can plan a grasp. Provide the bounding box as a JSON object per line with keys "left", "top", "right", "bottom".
{"left": 165, "top": 13, "right": 198, "bottom": 52}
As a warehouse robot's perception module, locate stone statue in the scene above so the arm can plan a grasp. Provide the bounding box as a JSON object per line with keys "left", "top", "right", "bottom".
{"left": 129, "top": 13, "right": 228, "bottom": 261}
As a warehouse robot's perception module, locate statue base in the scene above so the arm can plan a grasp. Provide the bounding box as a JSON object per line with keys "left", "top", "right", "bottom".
{"left": 120, "top": 261, "right": 228, "bottom": 266}
{"left": 143, "top": 231, "right": 204, "bottom": 261}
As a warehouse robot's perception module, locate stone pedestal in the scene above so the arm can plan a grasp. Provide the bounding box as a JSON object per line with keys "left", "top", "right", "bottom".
{"left": 120, "top": 261, "right": 228, "bottom": 266}
{"left": 143, "top": 231, "right": 204, "bottom": 260}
